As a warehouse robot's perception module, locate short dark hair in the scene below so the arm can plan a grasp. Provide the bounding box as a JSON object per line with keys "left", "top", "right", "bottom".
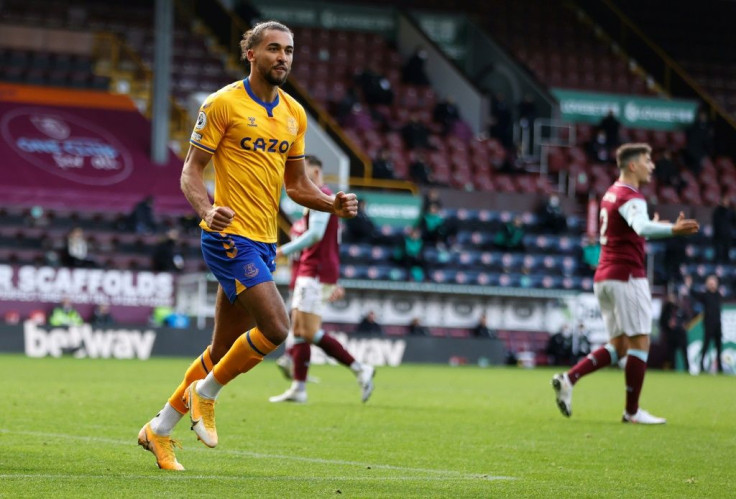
{"left": 616, "top": 143, "right": 651, "bottom": 170}
{"left": 240, "top": 21, "right": 293, "bottom": 61}
{"left": 305, "top": 155, "right": 322, "bottom": 167}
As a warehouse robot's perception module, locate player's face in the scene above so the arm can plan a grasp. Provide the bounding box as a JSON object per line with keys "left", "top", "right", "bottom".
{"left": 249, "top": 29, "right": 294, "bottom": 86}
{"left": 306, "top": 164, "right": 322, "bottom": 185}
{"left": 634, "top": 153, "right": 655, "bottom": 184}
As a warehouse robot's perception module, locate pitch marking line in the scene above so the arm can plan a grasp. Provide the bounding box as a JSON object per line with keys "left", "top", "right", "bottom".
{"left": 0, "top": 428, "right": 515, "bottom": 482}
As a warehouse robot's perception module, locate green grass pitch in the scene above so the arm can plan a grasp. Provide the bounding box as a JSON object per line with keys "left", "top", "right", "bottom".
{"left": 0, "top": 354, "right": 733, "bottom": 497}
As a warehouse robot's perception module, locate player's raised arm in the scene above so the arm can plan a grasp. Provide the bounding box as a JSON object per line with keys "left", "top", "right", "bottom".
{"left": 180, "top": 145, "right": 235, "bottom": 231}
{"left": 619, "top": 200, "right": 698, "bottom": 239}
{"left": 283, "top": 158, "right": 357, "bottom": 218}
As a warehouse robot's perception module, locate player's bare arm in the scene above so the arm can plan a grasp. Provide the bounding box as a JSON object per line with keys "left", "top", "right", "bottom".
{"left": 180, "top": 145, "right": 235, "bottom": 231}
{"left": 284, "top": 158, "right": 357, "bottom": 218}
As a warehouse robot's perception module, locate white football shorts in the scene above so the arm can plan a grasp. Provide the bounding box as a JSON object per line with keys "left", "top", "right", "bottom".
{"left": 593, "top": 277, "right": 652, "bottom": 338}
{"left": 291, "top": 276, "right": 335, "bottom": 316}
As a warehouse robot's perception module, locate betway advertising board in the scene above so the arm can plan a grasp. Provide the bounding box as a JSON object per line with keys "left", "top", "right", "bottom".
{"left": 552, "top": 88, "right": 698, "bottom": 130}
{"left": 0, "top": 322, "right": 505, "bottom": 365}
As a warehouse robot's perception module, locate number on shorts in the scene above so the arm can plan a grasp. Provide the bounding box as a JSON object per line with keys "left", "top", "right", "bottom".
{"left": 599, "top": 208, "right": 609, "bottom": 245}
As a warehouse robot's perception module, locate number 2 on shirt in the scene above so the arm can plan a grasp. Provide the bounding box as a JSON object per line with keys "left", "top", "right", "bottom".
{"left": 599, "top": 208, "right": 609, "bottom": 245}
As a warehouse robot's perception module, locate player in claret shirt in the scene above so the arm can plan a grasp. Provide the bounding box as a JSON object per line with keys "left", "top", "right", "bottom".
{"left": 552, "top": 143, "right": 699, "bottom": 424}
{"left": 269, "top": 155, "right": 375, "bottom": 405}
{"left": 137, "top": 21, "right": 357, "bottom": 470}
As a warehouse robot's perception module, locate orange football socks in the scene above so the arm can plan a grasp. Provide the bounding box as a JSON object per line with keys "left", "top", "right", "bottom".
{"left": 212, "top": 328, "right": 277, "bottom": 385}
{"left": 168, "top": 347, "right": 214, "bottom": 414}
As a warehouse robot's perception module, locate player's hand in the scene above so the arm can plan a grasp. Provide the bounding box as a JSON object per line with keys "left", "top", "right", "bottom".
{"left": 328, "top": 285, "right": 345, "bottom": 302}
{"left": 205, "top": 206, "right": 235, "bottom": 231}
{"left": 671, "top": 211, "right": 699, "bottom": 236}
{"left": 333, "top": 192, "right": 358, "bottom": 218}
{"left": 276, "top": 247, "right": 284, "bottom": 258}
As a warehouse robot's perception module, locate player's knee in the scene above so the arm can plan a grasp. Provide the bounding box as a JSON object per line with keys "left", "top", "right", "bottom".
{"left": 292, "top": 325, "right": 306, "bottom": 339}
{"left": 292, "top": 324, "right": 314, "bottom": 342}
{"left": 262, "top": 322, "right": 289, "bottom": 345}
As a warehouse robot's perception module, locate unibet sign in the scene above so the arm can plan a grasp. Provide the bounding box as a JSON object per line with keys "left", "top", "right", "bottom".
{"left": 552, "top": 88, "right": 698, "bottom": 130}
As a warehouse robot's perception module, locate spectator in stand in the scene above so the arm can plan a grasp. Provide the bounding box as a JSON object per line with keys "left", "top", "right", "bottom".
{"left": 48, "top": 297, "right": 84, "bottom": 327}
{"left": 371, "top": 147, "right": 397, "bottom": 180}
{"left": 472, "top": 313, "right": 496, "bottom": 339}
{"left": 685, "top": 274, "right": 724, "bottom": 374}
{"left": 127, "top": 195, "right": 157, "bottom": 234}
{"left": 684, "top": 109, "right": 714, "bottom": 175}
{"left": 663, "top": 236, "right": 686, "bottom": 285}
{"left": 4, "top": 311, "right": 20, "bottom": 325}
{"left": 90, "top": 303, "right": 116, "bottom": 327}
{"left": 409, "top": 151, "right": 435, "bottom": 186}
{"left": 598, "top": 110, "right": 621, "bottom": 150}
{"left": 62, "top": 227, "right": 96, "bottom": 268}
{"left": 394, "top": 227, "right": 428, "bottom": 281}
{"left": 422, "top": 188, "right": 443, "bottom": 212}
{"left": 659, "top": 292, "right": 690, "bottom": 371}
{"left": 343, "top": 199, "right": 376, "bottom": 243}
{"left": 546, "top": 324, "right": 572, "bottom": 366}
{"left": 408, "top": 317, "right": 430, "bottom": 336}
{"left": 355, "top": 64, "right": 393, "bottom": 106}
{"left": 356, "top": 310, "right": 384, "bottom": 335}
{"left": 493, "top": 215, "right": 526, "bottom": 251}
{"left": 418, "top": 203, "right": 451, "bottom": 248}
{"left": 26, "top": 205, "right": 50, "bottom": 228}
{"left": 152, "top": 228, "right": 185, "bottom": 272}
{"left": 433, "top": 96, "right": 461, "bottom": 136}
{"left": 342, "top": 102, "right": 374, "bottom": 132}
{"left": 517, "top": 94, "right": 538, "bottom": 150}
{"left": 401, "top": 46, "right": 430, "bottom": 86}
{"left": 586, "top": 129, "right": 612, "bottom": 163}
{"left": 335, "top": 87, "right": 360, "bottom": 124}
{"left": 517, "top": 94, "right": 537, "bottom": 131}
{"left": 489, "top": 92, "right": 513, "bottom": 149}
{"left": 654, "top": 148, "right": 683, "bottom": 192}
{"left": 712, "top": 195, "right": 735, "bottom": 263}
{"left": 401, "top": 113, "right": 431, "bottom": 151}
{"left": 343, "top": 199, "right": 395, "bottom": 246}
{"left": 536, "top": 194, "right": 568, "bottom": 234}
{"left": 571, "top": 322, "right": 591, "bottom": 363}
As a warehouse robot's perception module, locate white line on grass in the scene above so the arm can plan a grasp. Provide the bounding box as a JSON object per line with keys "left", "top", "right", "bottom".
{"left": 0, "top": 474, "right": 497, "bottom": 482}
{"left": 0, "top": 428, "right": 514, "bottom": 482}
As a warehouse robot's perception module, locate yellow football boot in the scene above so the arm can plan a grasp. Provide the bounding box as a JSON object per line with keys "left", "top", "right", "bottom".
{"left": 185, "top": 380, "right": 218, "bottom": 448}
{"left": 137, "top": 423, "right": 184, "bottom": 471}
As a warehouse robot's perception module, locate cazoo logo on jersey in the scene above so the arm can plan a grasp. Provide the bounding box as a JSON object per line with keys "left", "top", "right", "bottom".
{"left": 239, "top": 136, "right": 290, "bottom": 153}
